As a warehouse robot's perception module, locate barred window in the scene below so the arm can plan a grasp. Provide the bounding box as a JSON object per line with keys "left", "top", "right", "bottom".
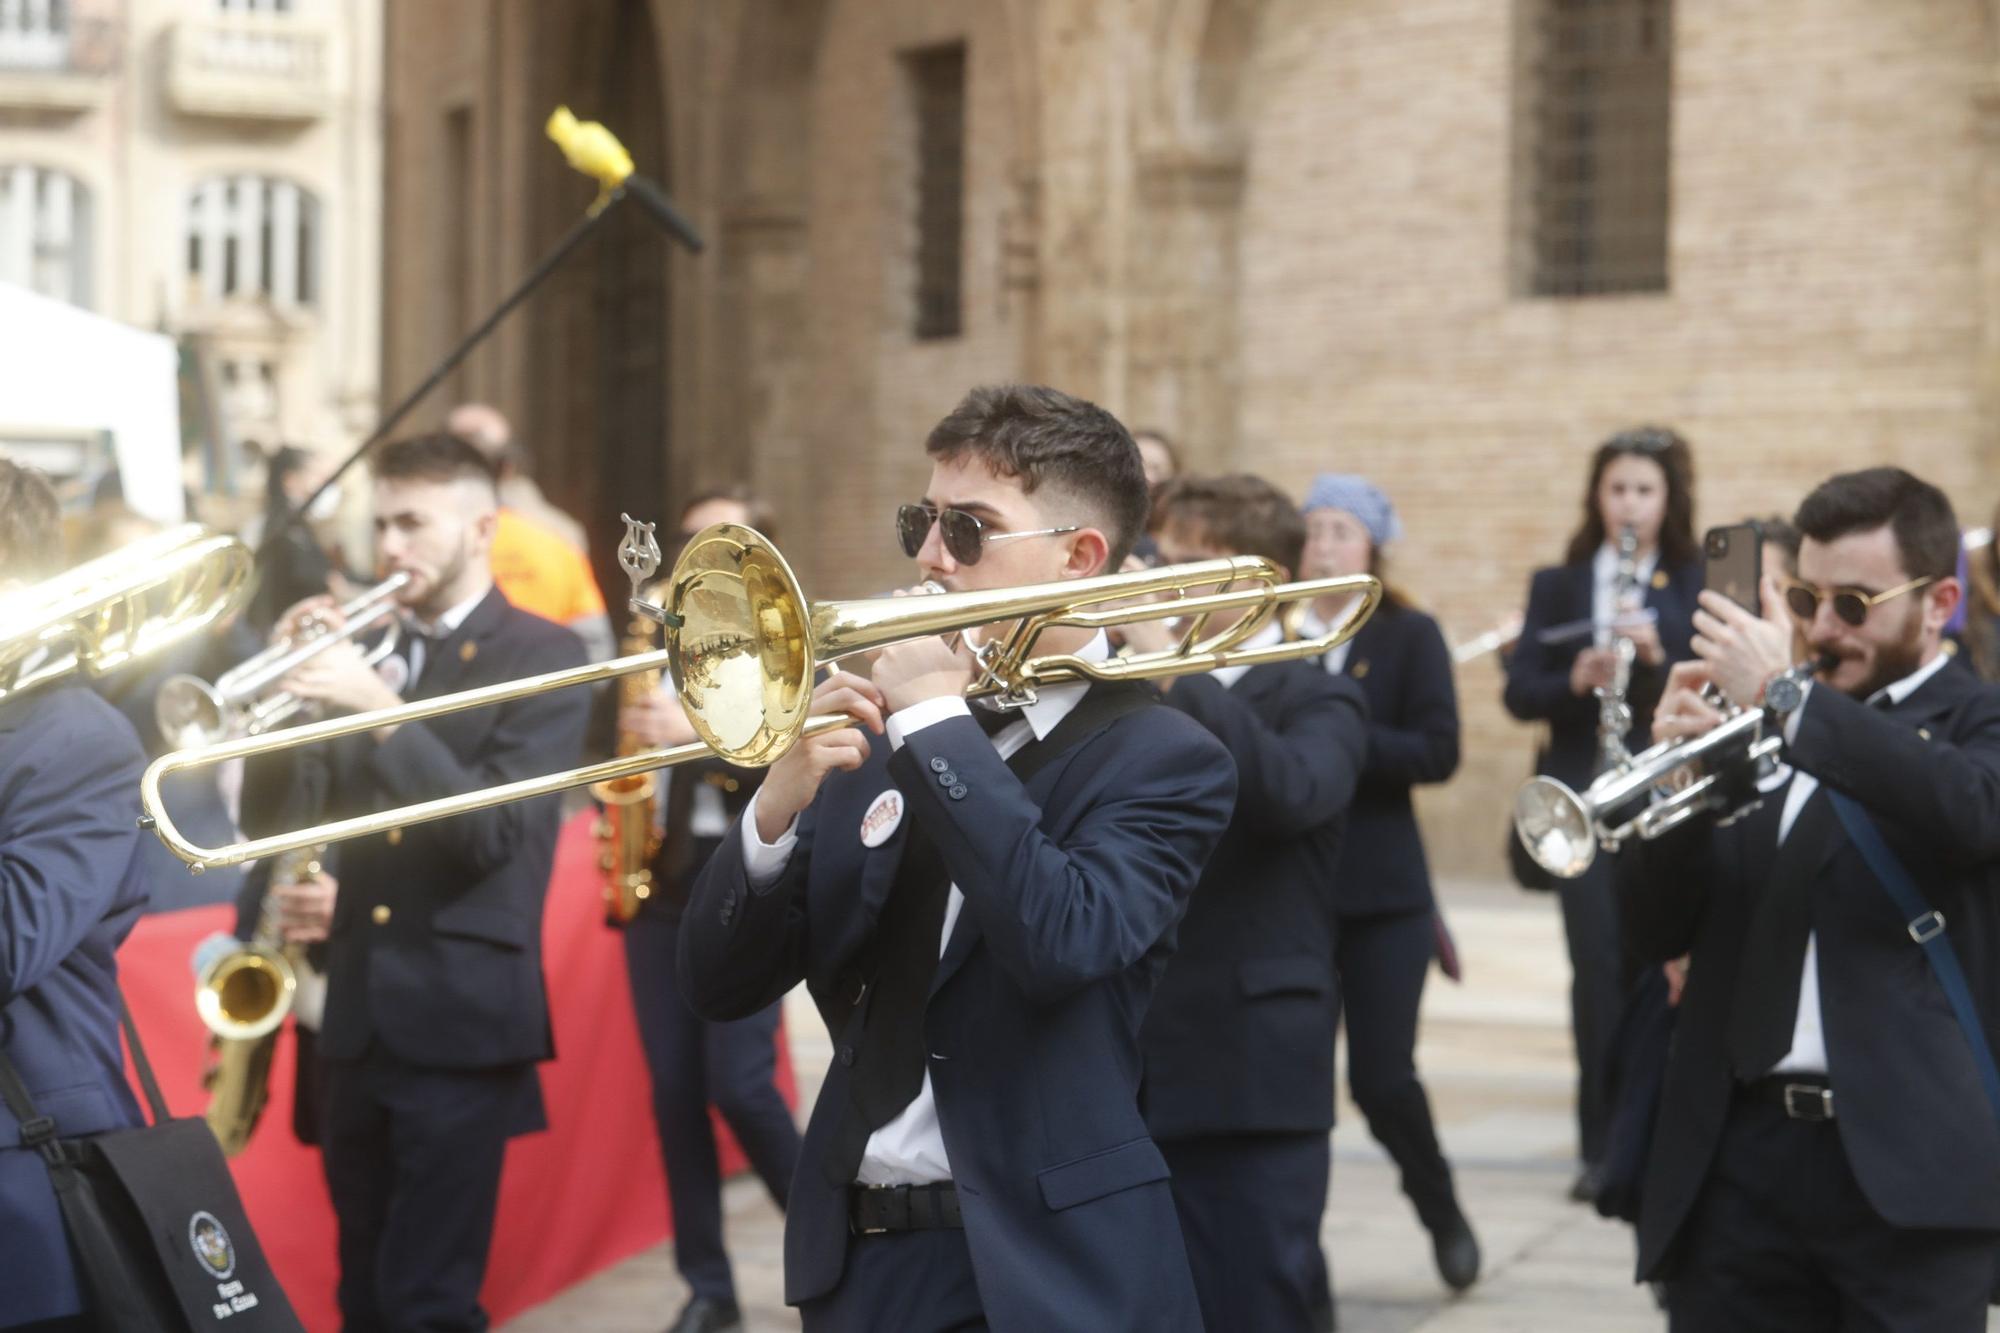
{"left": 185, "top": 175, "right": 319, "bottom": 307}
{"left": 904, "top": 42, "right": 966, "bottom": 340}
{"left": 1520, "top": 0, "right": 1672, "bottom": 297}
{"left": 0, "top": 164, "right": 92, "bottom": 307}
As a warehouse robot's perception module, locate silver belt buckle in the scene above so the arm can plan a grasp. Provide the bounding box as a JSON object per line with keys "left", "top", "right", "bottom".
{"left": 1781, "top": 1083, "right": 1834, "bottom": 1121}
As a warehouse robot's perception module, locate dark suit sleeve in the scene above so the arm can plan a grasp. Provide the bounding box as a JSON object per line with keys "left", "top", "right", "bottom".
{"left": 0, "top": 705, "right": 145, "bottom": 1003}
{"left": 1625, "top": 560, "right": 1701, "bottom": 739}
{"left": 1360, "top": 614, "right": 1460, "bottom": 790}
{"left": 893, "top": 713, "right": 1238, "bottom": 1005}
{"left": 1164, "top": 670, "right": 1365, "bottom": 838}
{"left": 1786, "top": 683, "right": 2000, "bottom": 864}
{"left": 363, "top": 630, "right": 591, "bottom": 880}
{"left": 677, "top": 800, "right": 813, "bottom": 1021}
{"left": 1504, "top": 567, "right": 1592, "bottom": 728}
{"left": 1618, "top": 821, "right": 1715, "bottom": 964}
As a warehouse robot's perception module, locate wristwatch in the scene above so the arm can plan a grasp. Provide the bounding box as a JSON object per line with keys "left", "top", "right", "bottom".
{"left": 1762, "top": 662, "right": 1815, "bottom": 719}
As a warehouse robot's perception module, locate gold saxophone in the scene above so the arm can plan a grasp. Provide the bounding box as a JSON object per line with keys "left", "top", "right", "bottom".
{"left": 199, "top": 842, "right": 324, "bottom": 1156}
{"left": 592, "top": 608, "right": 664, "bottom": 925}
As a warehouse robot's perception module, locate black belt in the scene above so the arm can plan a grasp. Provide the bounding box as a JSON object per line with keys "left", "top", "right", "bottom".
{"left": 849, "top": 1182, "right": 963, "bottom": 1234}
{"left": 1743, "top": 1075, "right": 1835, "bottom": 1122}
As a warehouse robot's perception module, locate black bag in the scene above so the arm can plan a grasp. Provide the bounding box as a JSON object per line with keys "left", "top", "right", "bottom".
{"left": 0, "top": 1001, "right": 301, "bottom": 1333}
{"left": 1506, "top": 742, "right": 1558, "bottom": 892}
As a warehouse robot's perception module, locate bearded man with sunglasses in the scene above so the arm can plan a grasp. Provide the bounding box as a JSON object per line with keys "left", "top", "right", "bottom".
{"left": 677, "top": 384, "right": 1237, "bottom": 1332}
{"left": 1620, "top": 466, "right": 2000, "bottom": 1332}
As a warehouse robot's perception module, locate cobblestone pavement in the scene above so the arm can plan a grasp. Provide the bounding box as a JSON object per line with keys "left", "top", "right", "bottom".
{"left": 501, "top": 880, "right": 1999, "bottom": 1332}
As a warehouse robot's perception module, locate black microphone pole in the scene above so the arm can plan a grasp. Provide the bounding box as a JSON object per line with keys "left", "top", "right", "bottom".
{"left": 256, "top": 160, "right": 704, "bottom": 568}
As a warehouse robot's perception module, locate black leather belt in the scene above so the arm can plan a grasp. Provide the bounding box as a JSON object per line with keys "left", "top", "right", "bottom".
{"left": 849, "top": 1182, "right": 962, "bottom": 1235}
{"left": 1744, "top": 1075, "right": 1835, "bottom": 1122}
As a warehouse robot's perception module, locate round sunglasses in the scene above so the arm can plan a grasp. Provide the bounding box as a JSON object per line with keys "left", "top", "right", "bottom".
{"left": 1780, "top": 574, "right": 1935, "bottom": 627}
{"left": 895, "top": 503, "right": 1078, "bottom": 565}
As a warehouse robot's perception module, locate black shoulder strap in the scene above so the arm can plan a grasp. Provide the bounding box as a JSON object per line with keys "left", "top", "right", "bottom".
{"left": 1005, "top": 680, "right": 1157, "bottom": 788}
{"left": 120, "top": 998, "right": 171, "bottom": 1128}
{"left": 0, "top": 990, "right": 170, "bottom": 1160}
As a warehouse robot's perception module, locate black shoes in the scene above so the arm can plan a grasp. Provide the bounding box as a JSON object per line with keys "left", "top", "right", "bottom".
{"left": 665, "top": 1295, "right": 743, "bottom": 1333}
{"left": 1431, "top": 1211, "right": 1482, "bottom": 1292}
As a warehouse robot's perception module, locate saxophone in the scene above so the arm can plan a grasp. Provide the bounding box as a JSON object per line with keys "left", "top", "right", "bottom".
{"left": 1595, "top": 524, "right": 1641, "bottom": 772}
{"left": 592, "top": 608, "right": 665, "bottom": 925}
{"left": 199, "top": 842, "right": 324, "bottom": 1156}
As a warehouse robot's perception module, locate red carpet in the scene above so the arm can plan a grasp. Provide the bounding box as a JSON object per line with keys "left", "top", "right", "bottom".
{"left": 116, "top": 809, "right": 795, "bottom": 1330}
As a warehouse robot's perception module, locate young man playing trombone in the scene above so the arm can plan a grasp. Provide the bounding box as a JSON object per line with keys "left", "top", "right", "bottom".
{"left": 676, "top": 385, "right": 1239, "bottom": 1331}
{"left": 1622, "top": 467, "right": 2000, "bottom": 1331}
{"left": 260, "top": 434, "right": 590, "bottom": 1332}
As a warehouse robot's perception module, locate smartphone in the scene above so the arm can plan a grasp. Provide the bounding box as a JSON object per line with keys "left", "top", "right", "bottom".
{"left": 1703, "top": 521, "right": 1764, "bottom": 614}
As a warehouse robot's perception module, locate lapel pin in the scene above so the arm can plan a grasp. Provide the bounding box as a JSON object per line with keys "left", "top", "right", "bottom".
{"left": 1650, "top": 570, "right": 1669, "bottom": 591}
{"left": 460, "top": 641, "right": 478, "bottom": 663}
{"left": 1352, "top": 659, "right": 1371, "bottom": 679}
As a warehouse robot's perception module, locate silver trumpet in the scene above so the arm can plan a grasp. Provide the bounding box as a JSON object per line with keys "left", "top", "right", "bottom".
{"left": 1514, "top": 660, "right": 1832, "bottom": 879}
{"left": 155, "top": 572, "right": 411, "bottom": 749}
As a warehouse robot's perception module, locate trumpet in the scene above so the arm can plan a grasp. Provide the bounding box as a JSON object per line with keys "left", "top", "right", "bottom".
{"left": 0, "top": 524, "right": 253, "bottom": 700}
{"left": 154, "top": 573, "right": 412, "bottom": 749}
{"left": 139, "top": 518, "right": 1384, "bottom": 871}
{"left": 1513, "top": 661, "right": 1831, "bottom": 878}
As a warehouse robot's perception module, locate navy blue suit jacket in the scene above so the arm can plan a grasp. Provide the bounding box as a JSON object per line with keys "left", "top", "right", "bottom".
{"left": 1330, "top": 607, "right": 1459, "bottom": 917}
{"left": 310, "top": 587, "right": 589, "bottom": 1071}
{"left": 678, "top": 694, "right": 1237, "bottom": 1331}
{"left": 0, "top": 688, "right": 151, "bottom": 1325}
{"left": 1504, "top": 557, "right": 1701, "bottom": 790}
{"left": 1140, "top": 660, "right": 1366, "bottom": 1139}
{"left": 1618, "top": 663, "right": 2000, "bottom": 1278}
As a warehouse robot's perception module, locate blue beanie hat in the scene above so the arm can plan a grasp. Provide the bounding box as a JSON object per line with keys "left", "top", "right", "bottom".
{"left": 1302, "top": 474, "right": 1402, "bottom": 547}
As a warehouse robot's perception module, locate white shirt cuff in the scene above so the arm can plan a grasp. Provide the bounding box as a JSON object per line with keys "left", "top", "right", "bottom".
{"left": 738, "top": 787, "right": 798, "bottom": 890}
{"left": 885, "top": 696, "right": 973, "bottom": 751}
{"left": 1782, "top": 681, "right": 1813, "bottom": 747}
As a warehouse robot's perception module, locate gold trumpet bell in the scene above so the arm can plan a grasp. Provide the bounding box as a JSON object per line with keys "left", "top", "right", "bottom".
{"left": 196, "top": 947, "right": 298, "bottom": 1042}
{"left": 666, "top": 523, "right": 814, "bottom": 766}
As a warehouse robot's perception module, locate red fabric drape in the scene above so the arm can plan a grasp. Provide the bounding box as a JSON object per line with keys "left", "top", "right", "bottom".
{"left": 116, "top": 810, "right": 795, "bottom": 1331}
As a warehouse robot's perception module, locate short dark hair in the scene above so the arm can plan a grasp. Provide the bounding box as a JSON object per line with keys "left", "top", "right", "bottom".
{"left": 1150, "top": 473, "right": 1306, "bottom": 575}
{"left": 925, "top": 385, "right": 1149, "bottom": 568}
{"left": 680, "top": 484, "right": 777, "bottom": 541}
{"left": 0, "top": 460, "right": 61, "bottom": 579}
{"left": 1563, "top": 425, "right": 1699, "bottom": 568}
{"left": 371, "top": 432, "right": 500, "bottom": 501}
{"left": 1793, "top": 467, "right": 1959, "bottom": 582}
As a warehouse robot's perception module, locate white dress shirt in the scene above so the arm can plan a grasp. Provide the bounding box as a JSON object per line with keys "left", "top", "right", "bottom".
{"left": 1209, "top": 619, "right": 1286, "bottom": 689}
{"left": 1294, "top": 605, "right": 1354, "bottom": 676}
{"left": 1590, "top": 541, "right": 1659, "bottom": 648}
{"left": 1766, "top": 648, "right": 1953, "bottom": 1076}
{"left": 738, "top": 633, "right": 1112, "bottom": 1184}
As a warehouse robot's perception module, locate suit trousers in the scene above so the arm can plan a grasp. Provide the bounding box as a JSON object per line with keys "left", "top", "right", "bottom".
{"left": 322, "top": 1048, "right": 538, "bottom": 1333}
{"left": 1335, "top": 909, "right": 1460, "bottom": 1233}
{"left": 624, "top": 907, "right": 800, "bottom": 1303}
{"left": 1161, "top": 1132, "right": 1331, "bottom": 1333}
{"left": 798, "top": 1228, "right": 987, "bottom": 1332}
{"left": 1556, "top": 854, "right": 1623, "bottom": 1165}
{"left": 1669, "top": 1090, "right": 2000, "bottom": 1333}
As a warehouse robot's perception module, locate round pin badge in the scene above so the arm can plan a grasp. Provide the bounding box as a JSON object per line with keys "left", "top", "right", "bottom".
{"left": 859, "top": 789, "right": 904, "bottom": 848}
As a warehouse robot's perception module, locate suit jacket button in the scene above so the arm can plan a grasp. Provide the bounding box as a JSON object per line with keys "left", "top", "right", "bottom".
{"left": 937, "top": 771, "right": 957, "bottom": 787}
{"left": 839, "top": 1044, "right": 856, "bottom": 1067}
{"left": 949, "top": 784, "right": 968, "bottom": 801}
{"left": 929, "top": 756, "right": 950, "bottom": 773}
{"left": 371, "top": 905, "right": 391, "bottom": 925}
{"left": 386, "top": 828, "right": 403, "bottom": 846}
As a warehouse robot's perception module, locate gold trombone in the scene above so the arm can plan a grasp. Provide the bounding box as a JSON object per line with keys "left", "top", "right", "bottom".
{"left": 140, "top": 518, "right": 1382, "bottom": 871}
{"left": 0, "top": 524, "right": 254, "bottom": 700}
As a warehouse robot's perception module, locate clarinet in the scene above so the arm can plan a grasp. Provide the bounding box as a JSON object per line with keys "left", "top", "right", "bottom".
{"left": 1595, "top": 524, "right": 1641, "bottom": 772}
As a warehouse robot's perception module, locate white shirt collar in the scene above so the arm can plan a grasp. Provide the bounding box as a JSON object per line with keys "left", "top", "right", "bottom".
{"left": 1212, "top": 618, "right": 1286, "bottom": 689}
{"left": 413, "top": 583, "right": 491, "bottom": 638}
{"left": 1014, "top": 631, "right": 1111, "bottom": 741}
{"left": 1869, "top": 646, "right": 1953, "bottom": 708}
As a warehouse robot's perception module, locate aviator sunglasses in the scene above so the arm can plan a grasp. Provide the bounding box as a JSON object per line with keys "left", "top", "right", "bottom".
{"left": 896, "top": 503, "right": 1078, "bottom": 566}
{"left": 1780, "top": 575, "right": 1935, "bottom": 627}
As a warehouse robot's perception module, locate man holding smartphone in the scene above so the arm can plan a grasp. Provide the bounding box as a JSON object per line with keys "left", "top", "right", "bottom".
{"left": 1621, "top": 467, "right": 2000, "bottom": 1330}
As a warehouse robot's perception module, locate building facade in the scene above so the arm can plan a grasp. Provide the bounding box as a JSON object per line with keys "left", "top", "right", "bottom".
{"left": 0, "top": 0, "right": 383, "bottom": 501}
{"left": 382, "top": 0, "right": 2000, "bottom": 877}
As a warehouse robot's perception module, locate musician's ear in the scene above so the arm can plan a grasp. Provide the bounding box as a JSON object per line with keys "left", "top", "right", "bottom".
{"left": 1062, "top": 527, "right": 1111, "bottom": 580}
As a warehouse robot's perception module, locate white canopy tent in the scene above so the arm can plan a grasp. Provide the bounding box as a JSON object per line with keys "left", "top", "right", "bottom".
{"left": 0, "top": 281, "right": 185, "bottom": 523}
